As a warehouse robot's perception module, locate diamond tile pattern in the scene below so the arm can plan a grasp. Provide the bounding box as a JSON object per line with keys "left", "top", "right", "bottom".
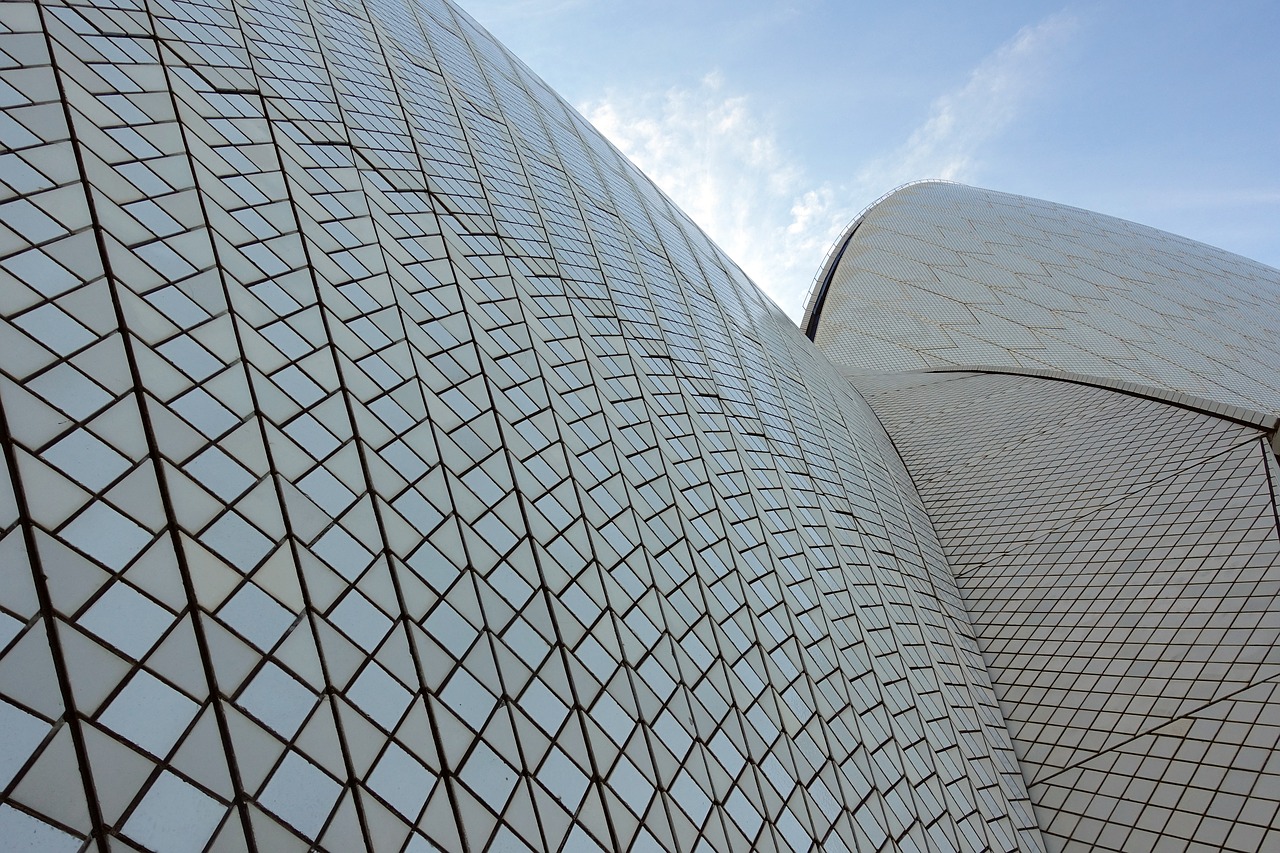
{"left": 0, "top": 1, "right": 1040, "bottom": 851}
{"left": 854, "top": 371, "right": 1280, "bottom": 851}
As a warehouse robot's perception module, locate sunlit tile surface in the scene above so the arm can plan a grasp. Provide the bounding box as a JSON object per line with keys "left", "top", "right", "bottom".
{"left": 0, "top": 2, "right": 1041, "bottom": 851}
{"left": 811, "top": 183, "right": 1280, "bottom": 852}
{"left": 854, "top": 372, "right": 1280, "bottom": 852}
{"left": 808, "top": 181, "right": 1280, "bottom": 416}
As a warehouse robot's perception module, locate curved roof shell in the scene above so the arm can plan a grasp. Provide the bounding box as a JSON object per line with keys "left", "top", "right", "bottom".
{"left": 806, "top": 181, "right": 1280, "bottom": 416}
{"left": 851, "top": 368, "right": 1280, "bottom": 852}
{"left": 0, "top": 2, "right": 1038, "bottom": 851}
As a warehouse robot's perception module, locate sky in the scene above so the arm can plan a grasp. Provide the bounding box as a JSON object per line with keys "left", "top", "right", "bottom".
{"left": 458, "top": 0, "right": 1280, "bottom": 321}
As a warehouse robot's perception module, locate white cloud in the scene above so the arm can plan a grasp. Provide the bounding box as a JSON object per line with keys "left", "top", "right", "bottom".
{"left": 579, "top": 11, "right": 1079, "bottom": 322}
{"left": 582, "top": 73, "right": 852, "bottom": 320}
{"left": 858, "top": 11, "right": 1079, "bottom": 190}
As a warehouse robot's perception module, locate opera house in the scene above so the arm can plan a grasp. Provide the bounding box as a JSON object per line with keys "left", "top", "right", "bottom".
{"left": 0, "top": 0, "right": 1276, "bottom": 850}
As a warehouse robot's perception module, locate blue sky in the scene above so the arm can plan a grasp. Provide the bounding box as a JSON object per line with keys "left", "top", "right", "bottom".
{"left": 460, "top": 0, "right": 1280, "bottom": 320}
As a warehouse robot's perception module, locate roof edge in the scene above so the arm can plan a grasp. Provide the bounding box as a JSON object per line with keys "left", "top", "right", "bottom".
{"left": 842, "top": 364, "right": 1279, "bottom": 433}
{"left": 800, "top": 179, "right": 960, "bottom": 340}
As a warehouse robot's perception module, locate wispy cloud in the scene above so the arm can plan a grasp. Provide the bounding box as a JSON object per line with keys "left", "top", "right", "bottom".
{"left": 580, "top": 11, "right": 1079, "bottom": 321}
{"left": 858, "top": 11, "right": 1079, "bottom": 189}
{"left": 583, "top": 73, "right": 852, "bottom": 319}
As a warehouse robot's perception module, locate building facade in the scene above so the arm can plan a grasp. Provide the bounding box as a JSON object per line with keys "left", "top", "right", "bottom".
{"left": 805, "top": 182, "right": 1280, "bottom": 852}
{"left": 0, "top": 2, "right": 1275, "bottom": 852}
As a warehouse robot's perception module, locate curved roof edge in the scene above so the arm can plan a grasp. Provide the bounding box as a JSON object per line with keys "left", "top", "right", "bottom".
{"left": 799, "top": 179, "right": 957, "bottom": 339}
{"left": 842, "top": 365, "right": 1280, "bottom": 434}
